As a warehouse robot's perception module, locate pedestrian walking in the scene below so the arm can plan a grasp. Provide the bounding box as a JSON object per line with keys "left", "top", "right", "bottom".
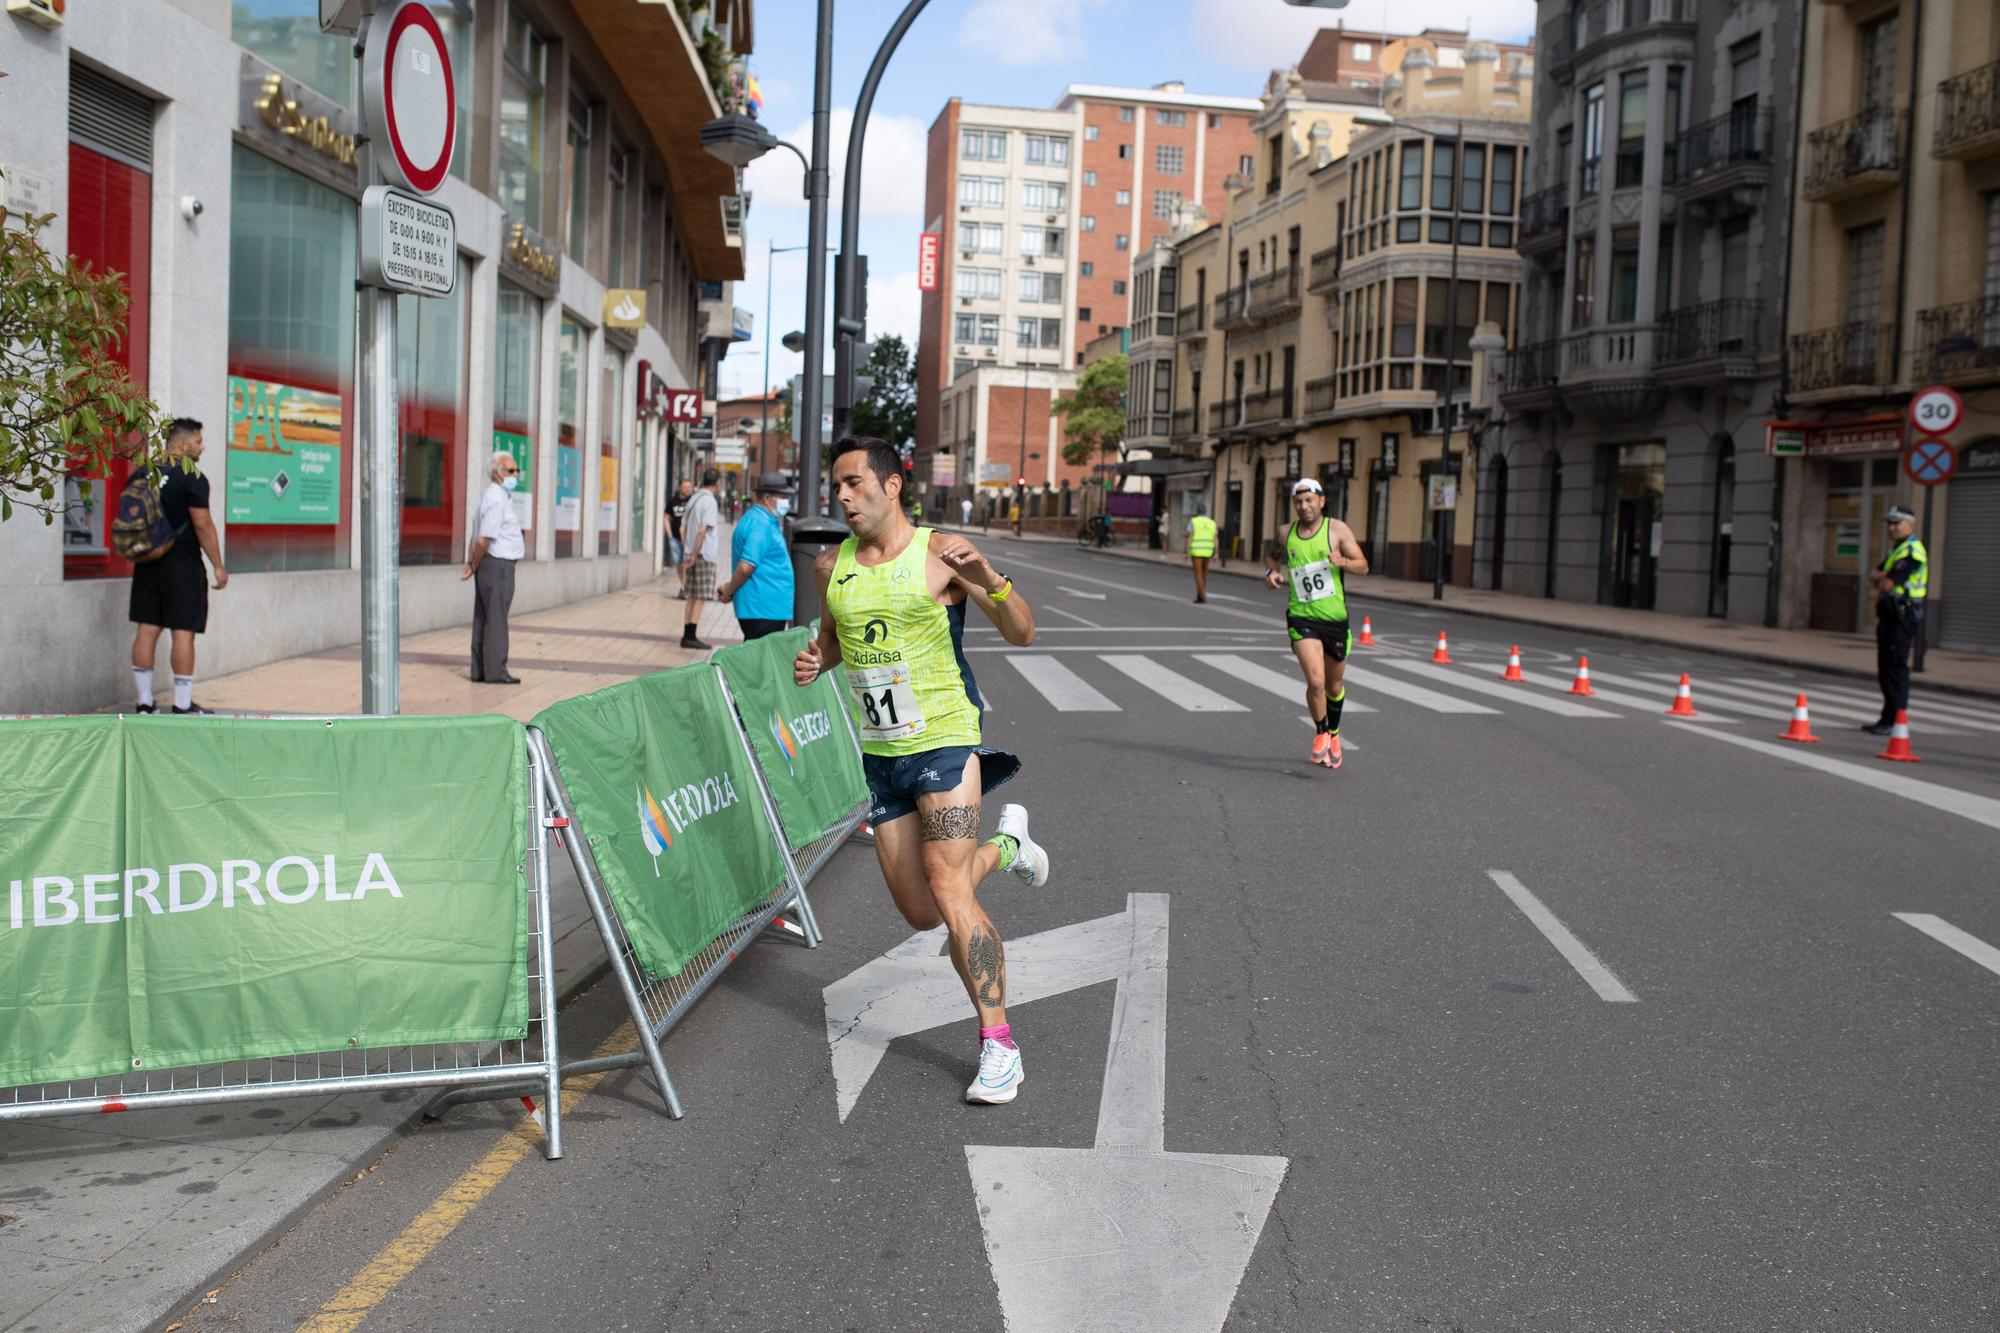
{"left": 462, "top": 451, "right": 526, "bottom": 684}
{"left": 1865, "top": 504, "right": 1928, "bottom": 735}
{"left": 1186, "top": 502, "right": 1218, "bottom": 603}
{"left": 679, "top": 468, "right": 722, "bottom": 650}
{"left": 127, "top": 418, "right": 227, "bottom": 714}
{"left": 794, "top": 437, "right": 1049, "bottom": 1105}
{"left": 718, "top": 472, "right": 795, "bottom": 641}
{"left": 960, "top": 495, "right": 973, "bottom": 528}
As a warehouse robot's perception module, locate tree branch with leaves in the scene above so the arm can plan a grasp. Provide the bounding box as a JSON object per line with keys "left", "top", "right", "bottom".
{"left": 0, "top": 204, "right": 168, "bottom": 523}
{"left": 1051, "top": 353, "right": 1127, "bottom": 496}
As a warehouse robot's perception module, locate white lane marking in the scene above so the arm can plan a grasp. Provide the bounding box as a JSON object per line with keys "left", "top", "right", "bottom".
{"left": 1007, "top": 656, "right": 1121, "bottom": 711}
{"left": 1893, "top": 914, "right": 2000, "bottom": 979}
{"left": 1195, "top": 653, "right": 1379, "bottom": 712}
{"left": 1379, "top": 659, "right": 1619, "bottom": 717}
{"left": 1575, "top": 667, "right": 1788, "bottom": 721}
{"left": 1058, "top": 585, "right": 1110, "bottom": 601}
{"left": 1100, "top": 655, "right": 1248, "bottom": 712}
{"left": 1002, "top": 555, "right": 1274, "bottom": 628}
{"left": 967, "top": 625, "right": 1271, "bottom": 633}
{"left": 1521, "top": 670, "right": 1739, "bottom": 722}
{"left": 1040, "top": 604, "right": 1105, "bottom": 629}
{"left": 1486, "top": 870, "right": 1638, "bottom": 1003}
{"left": 967, "top": 644, "right": 1295, "bottom": 654}
{"left": 1338, "top": 664, "right": 1501, "bottom": 715}
{"left": 1731, "top": 677, "right": 2000, "bottom": 732}
{"left": 1204, "top": 592, "right": 1256, "bottom": 604}
{"left": 1668, "top": 724, "right": 2000, "bottom": 833}
{"left": 1669, "top": 675, "right": 1975, "bottom": 734}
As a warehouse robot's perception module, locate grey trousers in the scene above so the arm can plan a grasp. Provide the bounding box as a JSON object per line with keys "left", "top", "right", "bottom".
{"left": 471, "top": 557, "right": 516, "bottom": 681}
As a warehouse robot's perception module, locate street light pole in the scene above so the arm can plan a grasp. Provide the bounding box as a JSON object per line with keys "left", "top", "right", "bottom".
{"left": 796, "top": 0, "right": 835, "bottom": 518}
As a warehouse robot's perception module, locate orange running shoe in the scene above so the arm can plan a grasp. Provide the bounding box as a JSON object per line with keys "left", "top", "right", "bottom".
{"left": 1310, "top": 732, "right": 1334, "bottom": 767}
{"left": 1325, "top": 734, "right": 1342, "bottom": 769}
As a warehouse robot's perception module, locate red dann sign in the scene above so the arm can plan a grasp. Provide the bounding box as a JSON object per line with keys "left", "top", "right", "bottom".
{"left": 917, "top": 233, "right": 941, "bottom": 293}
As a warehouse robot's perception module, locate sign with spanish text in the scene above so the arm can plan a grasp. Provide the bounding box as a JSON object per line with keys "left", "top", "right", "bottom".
{"left": 225, "top": 376, "right": 342, "bottom": 526}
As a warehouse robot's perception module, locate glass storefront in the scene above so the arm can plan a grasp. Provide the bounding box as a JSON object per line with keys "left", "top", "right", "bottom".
{"left": 598, "top": 359, "right": 621, "bottom": 556}
{"left": 554, "top": 318, "right": 585, "bottom": 558}
{"left": 492, "top": 280, "right": 540, "bottom": 551}
{"left": 226, "top": 144, "right": 356, "bottom": 573}
{"left": 395, "top": 259, "right": 468, "bottom": 566}
{"left": 500, "top": 7, "right": 547, "bottom": 225}
{"left": 232, "top": 0, "right": 351, "bottom": 109}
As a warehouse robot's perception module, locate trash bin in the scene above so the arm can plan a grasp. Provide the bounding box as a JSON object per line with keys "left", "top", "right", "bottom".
{"left": 790, "top": 514, "right": 850, "bottom": 626}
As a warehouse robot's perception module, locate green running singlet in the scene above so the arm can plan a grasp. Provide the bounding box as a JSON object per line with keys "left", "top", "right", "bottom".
{"left": 1284, "top": 519, "right": 1348, "bottom": 622}
{"left": 827, "top": 528, "right": 984, "bottom": 757}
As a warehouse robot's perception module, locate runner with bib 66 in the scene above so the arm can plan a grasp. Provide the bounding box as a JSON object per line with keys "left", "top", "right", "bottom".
{"left": 1265, "top": 477, "right": 1368, "bottom": 769}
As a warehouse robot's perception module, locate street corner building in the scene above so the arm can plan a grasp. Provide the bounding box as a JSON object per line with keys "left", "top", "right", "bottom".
{"left": 1, "top": 0, "right": 762, "bottom": 714}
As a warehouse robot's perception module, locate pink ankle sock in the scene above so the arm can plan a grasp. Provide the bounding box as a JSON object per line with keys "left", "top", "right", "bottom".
{"left": 979, "top": 1023, "right": 1017, "bottom": 1050}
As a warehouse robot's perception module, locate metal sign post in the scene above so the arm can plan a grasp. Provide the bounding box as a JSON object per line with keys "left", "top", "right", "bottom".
{"left": 352, "top": 0, "right": 457, "bottom": 714}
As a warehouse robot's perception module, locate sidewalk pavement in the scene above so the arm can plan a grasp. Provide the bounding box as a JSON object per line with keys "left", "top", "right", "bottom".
{"left": 2, "top": 556, "right": 771, "bottom": 1333}
{"left": 940, "top": 522, "right": 2000, "bottom": 700}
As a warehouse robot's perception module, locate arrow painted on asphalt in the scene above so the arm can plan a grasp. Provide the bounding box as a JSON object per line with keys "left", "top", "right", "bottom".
{"left": 1059, "top": 585, "right": 1110, "bottom": 601}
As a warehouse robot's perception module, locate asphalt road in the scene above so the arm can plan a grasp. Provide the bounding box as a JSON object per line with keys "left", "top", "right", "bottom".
{"left": 184, "top": 536, "right": 2000, "bottom": 1332}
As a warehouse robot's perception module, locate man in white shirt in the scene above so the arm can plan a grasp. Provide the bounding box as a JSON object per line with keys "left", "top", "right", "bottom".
{"left": 462, "top": 452, "right": 527, "bottom": 683}
{"left": 679, "top": 467, "right": 723, "bottom": 650}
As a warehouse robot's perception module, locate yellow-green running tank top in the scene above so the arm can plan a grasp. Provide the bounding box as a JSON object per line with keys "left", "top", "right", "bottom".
{"left": 1284, "top": 520, "right": 1348, "bottom": 621}
{"left": 827, "top": 528, "right": 985, "bottom": 756}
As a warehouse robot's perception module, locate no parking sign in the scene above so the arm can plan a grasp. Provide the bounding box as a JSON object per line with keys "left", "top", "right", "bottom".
{"left": 1904, "top": 437, "right": 1957, "bottom": 487}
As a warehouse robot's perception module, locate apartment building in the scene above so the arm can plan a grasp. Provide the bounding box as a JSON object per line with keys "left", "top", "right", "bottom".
{"left": 3, "top": 0, "right": 753, "bottom": 712}
{"left": 1128, "top": 38, "right": 1533, "bottom": 575}
{"left": 1296, "top": 23, "right": 1536, "bottom": 96}
{"left": 1497, "top": 0, "right": 1802, "bottom": 623}
{"left": 1780, "top": 0, "right": 1999, "bottom": 652}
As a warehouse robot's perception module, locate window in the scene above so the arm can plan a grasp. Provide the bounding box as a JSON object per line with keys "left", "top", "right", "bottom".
{"left": 1664, "top": 66, "right": 1684, "bottom": 180}
{"left": 981, "top": 223, "right": 1004, "bottom": 252}
{"left": 1020, "top": 271, "right": 1042, "bottom": 302}
{"left": 1208, "top": 113, "right": 1222, "bottom": 129}
{"left": 955, "top": 268, "right": 978, "bottom": 299}
{"left": 962, "top": 128, "right": 984, "bottom": 159}
{"left": 958, "top": 220, "right": 978, "bottom": 251}
{"left": 1267, "top": 134, "right": 1284, "bottom": 194}
{"left": 491, "top": 280, "right": 539, "bottom": 548}
{"left": 1115, "top": 234, "right": 1130, "bottom": 251}
{"left": 1020, "top": 226, "right": 1043, "bottom": 258}
{"left": 233, "top": 0, "right": 358, "bottom": 107}
{"left": 1024, "top": 180, "right": 1045, "bottom": 210}
{"left": 1051, "top": 137, "right": 1070, "bottom": 166}
{"left": 1042, "top": 272, "right": 1063, "bottom": 302}
{"left": 1082, "top": 215, "right": 1097, "bottom": 232}
{"left": 1025, "top": 135, "right": 1047, "bottom": 164}
{"left": 954, "top": 358, "right": 975, "bottom": 380}
{"left": 1080, "top": 261, "right": 1094, "bottom": 277}
{"left": 1156, "top": 144, "right": 1185, "bottom": 174}
{"left": 1609, "top": 229, "right": 1640, "bottom": 322}
{"left": 1086, "top": 124, "right": 1101, "bottom": 141}
{"left": 1860, "top": 14, "right": 1898, "bottom": 111}
{"left": 1616, "top": 72, "right": 1647, "bottom": 189}
{"left": 1043, "top": 318, "right": 1063, "bottom": 346}
{"left": 499, "top": 7, "right": 547, "bottom": 223}
{"left": 1490, "top": 146, "right": 1517, "bottom": 215}
{"left": 1460, "top": 144, "right": 1485, "bottom": 213}
{"left": 1154, "top": 190, "right": 1183, "bottom": 218}
{"left": 1572, "top": 234, "right": 1596, "bottom": 327}
{"left": 565, "top": 96, "right": 592, "bottom": 262}
{"left": 1352, "top": 41, "right": 1374, "bottom": 60}
{"left": 1118, "top": 144, "right": 1132, "bottom": 160}
{"left": 1399, "top": 141, "right": 1424, "bottom": 210}
{"left": 1017, "top": 315, "right": 1041, "bottom": 347}
{"left": 1079, "top": 307, "right": 1092, "bottom": 321}
{"left": 986, "top": 178, "right": 1005, "bottom": 207}
{"left": 982, "top": 269, "right": 1002, "bottom": 298}
{"left": 607, "top": 141, "right": 631, "bottom": 287}
{"left": 955, "top": 314, "right": 975, "bottom": 342}
{"left": 1119, "top": 106, "right": 1135, "bottom": 123}
{"left": 960, "top": 176, "right": 981, "bottom": 206}
{"left": 1392, "top": 277, "right": 1418, "bottom": 356}
{"left": 1156, "top": 109, "right": 1186, "bottom": 126}
{"left": 1581, "top": 83, "right": 1605, "bottom": 195}
{"left": 1024, "top": 180, "right": 1066, "bottom": 211}
{"left": 1113, "top": 279, "right": 1127, "bottom": 295}
{"left": 1084, "top": 169, "right": 1098, "bottom": 186}
{"left": 1045, "top": 228, "right": 1066, "bottom": 258}
{"left": 1430, "top": 141, "right": 1455, "bottom": 211}
{"left": 1485, "top": 281, "right": 1514, "bottom": 343}
{"left": 977, "top": 313, "right": 1001, "bottom": 344}
{"left": 1153, "top": 358, "right": 1174, "bottom": 412}
{"left": 1398, "top": 216, "right": 1421, "bottom": 243}
{"left": 1239, "top": 154, "right": 1255, "bottom": 177}
{"left": 554, "top": 319, "right": 585, "bottom": 558}
{"left": 1116, "top": 189, "right": 1132, "bottom": 205}
{"left": 987, "top": 131, "right": 1008, "bottom": 160}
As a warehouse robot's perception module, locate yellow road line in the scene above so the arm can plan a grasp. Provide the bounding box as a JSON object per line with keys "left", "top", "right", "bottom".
{"left": 297, "top": 1022, "right": 637, "bottom": 1333}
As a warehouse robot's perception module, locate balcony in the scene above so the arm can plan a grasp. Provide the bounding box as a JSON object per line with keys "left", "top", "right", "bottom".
{"left": 1210, "top": 400, "right": 1244, "bottom": 433}
{"left": 1916, "top": 296, "right": 2000, "bottom": 386}
{"left": 1787, "top": 321, "right": 1895, "bottom": 395}
{"left": 1672, "top": 106, "right": 1772, "bottom": 205}
{"left": 1499, "top": 337, "right": 1564, "bottom": 412}
{"left": 1656, "top": 300, "right": 1773, "bottom": 385}
{"left": 1213, "top": 286, "right": 1250, "bottom": 331}
{"left": 1175, "top": 304, "right": 1206, "bottom": 341}
{"left": 1518, "top": 183, "right": 1569, "bottom": 259}
{"left": 1803, "top": 107, "right": 1904, "bottom": 203}
{"left": 1308, "top": 246, "right": 1342, "bottom": 294}
{"left": 1170, "top": 407, "right": 1199, "bottom": 442}
{"left": 1935, "top": 61, "right": 2000, "bottom": 161}
{"left": 1301, "top": 375, "right": 1337, "bottom": 420}
{"left": 1245, "top": 266, "right": 1303, "bottom": 323}
{"left": 1243, "top": 388, "right": 1293, "bottom": 432}
{"left": 1560, "top": 323, "right": 1665, "bottom": 419}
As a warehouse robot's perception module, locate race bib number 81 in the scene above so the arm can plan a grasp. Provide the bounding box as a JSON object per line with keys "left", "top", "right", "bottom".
{"left": 849, "top": 662, "right": 926, "bottom": 741}
{"left": 1290, "top": 560, "right": 1334, "bottom": 603}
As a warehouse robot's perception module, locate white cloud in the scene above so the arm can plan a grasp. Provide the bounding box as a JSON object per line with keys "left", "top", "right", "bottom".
{"left": 956, "top": 0, "right": 1107, "bottom": 66}
{"left": 864, "top": 268, "right": 924, "bottom": 359}
{"left": 1188, "top": 0, "right": 1538, "bottom": 72}
{"left": 743, "top": 106, "right": 929, "bottom": 234}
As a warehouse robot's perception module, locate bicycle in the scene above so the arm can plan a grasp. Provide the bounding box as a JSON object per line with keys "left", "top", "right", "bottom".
{"left": 1075, "top": 516, "right": 1115, "bottom": 550}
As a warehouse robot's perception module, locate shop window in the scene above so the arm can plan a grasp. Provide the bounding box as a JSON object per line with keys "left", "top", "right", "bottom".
{"left": 565, "top": 96, "right": 593, "bottom": 264}
{"left": 492, "top": 280, "right": 540, "bottom": 551}
{"left": 599, "top": 359, "right": 621, "bottom": 555}
{"left": 608, "top": 141, "right": 632, "bottom": 288}
{"left": 556, "top": 319, "right": 586, "bottom": 557}
{"left": 501, "top": 6, "right": 547, "bottom": 224}
{"left": 232, "top": 0, "right": 352, "bottom": 109}
{"left": 225, "top": 145, "right": 356, "bottom": 573}
{"left": 395, "top": 258, "right": 469, "bottom": 566}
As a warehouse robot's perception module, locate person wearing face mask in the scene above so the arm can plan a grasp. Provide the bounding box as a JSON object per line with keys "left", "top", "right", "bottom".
{"left": 462, "top": 450, "right": 527, "bottom": 683}
{"left": 717, "top": 471, "right": 797, "bottom": 641}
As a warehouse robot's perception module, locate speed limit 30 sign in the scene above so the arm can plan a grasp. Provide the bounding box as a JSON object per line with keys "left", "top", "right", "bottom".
{"left": 1908, "top": 384, "right": 1964, "bottom": 437}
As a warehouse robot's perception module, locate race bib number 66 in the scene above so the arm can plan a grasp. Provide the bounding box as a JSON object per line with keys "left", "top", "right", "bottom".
{"left": 1290, "top": 559, "right": 1334, "bottom": 603}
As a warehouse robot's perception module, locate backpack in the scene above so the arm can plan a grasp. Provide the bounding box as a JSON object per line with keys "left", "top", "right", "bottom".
{"left": 110, "top": 470, "right": 181, "bottom": 563}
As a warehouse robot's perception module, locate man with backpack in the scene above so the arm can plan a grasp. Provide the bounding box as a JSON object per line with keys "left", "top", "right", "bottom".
{"left": 124, "top": 418, "right": 227, "bottom": 714}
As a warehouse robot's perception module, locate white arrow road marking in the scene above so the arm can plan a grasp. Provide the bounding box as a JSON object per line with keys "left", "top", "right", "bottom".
{"left": 822, "top": 908, "right": 1134, "bottom": 1122}
{"left": 1486, "top": 870, "right": 1638, "bottom": 1003}
{"left": 1059, "top": 585, "right": 1110, "bottom": 601}
{"left": 1893, "top": 914, "right": 2000, "bottom": 978}
{"left": 965, "top": 895, "right": 1289, "bottom": 1333}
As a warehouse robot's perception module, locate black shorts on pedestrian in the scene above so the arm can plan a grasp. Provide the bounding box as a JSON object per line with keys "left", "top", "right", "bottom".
{"left": 130, "top": 558, "right": 208, "bottom": 633}
{"left": 737, "top": 618, "right": 789, "bottom": 641}
{"left": 861, "top": 745, "right": 1022, "bottom": 825}
{"left": 1286, "top": 615, "right": 1350, "bottom": 659}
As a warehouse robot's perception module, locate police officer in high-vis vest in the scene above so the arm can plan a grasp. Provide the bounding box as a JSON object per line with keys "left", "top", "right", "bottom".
{"left": 1186, "top": 502, "right": 1218, "bottom": 603}
{"left": 1866, "top": 504, "right": 1929, "bottom": 735}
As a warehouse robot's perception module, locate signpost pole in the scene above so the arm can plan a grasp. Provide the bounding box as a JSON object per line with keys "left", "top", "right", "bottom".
{"left": 1915, "top": 488, "right": 1934, "bottom": 674}
{"left": 355, "top": 5, "right": 401, "bottom": 716}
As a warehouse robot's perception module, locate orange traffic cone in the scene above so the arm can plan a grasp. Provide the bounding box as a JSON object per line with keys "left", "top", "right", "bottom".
{"left": 1566, "top": 657, "right": 1596, "bottom": 696}
{"left": 1777, "top": 694, "right": 1820, "bottom": 743}
{"left": 1665, "top": 673, "right": 1699, "bottom": 717}
{"left": 1875, "top": 710, "right": 1922, "bottom": 763}
{"left": 1500, "top": 646, "right": 1525, "bottom": 682}
{"left": 1431, "top": 629, "right": 1453, "bottom": 664}
{"left": 1357, "top": 616, "right": 1376, "bottom": 647}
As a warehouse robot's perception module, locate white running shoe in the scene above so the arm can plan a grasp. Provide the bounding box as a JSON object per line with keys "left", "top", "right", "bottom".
{"left": 996, "top": 803, "right": 1050, "bottom": 888}
{"left": 965, "top": 1038, "right": 1024, "bottom": 1104}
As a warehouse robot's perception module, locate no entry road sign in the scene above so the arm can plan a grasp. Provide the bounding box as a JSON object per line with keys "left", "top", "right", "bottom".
{"left": 363, "top": 0, "right": 456, "bottom": 196}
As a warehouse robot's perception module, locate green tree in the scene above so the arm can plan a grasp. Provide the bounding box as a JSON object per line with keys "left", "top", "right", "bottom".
{"left": 851, "top": 334, "right": 917, "bottom": 446}
{"left": 1052, "top": 352, "right": 1127, "bottom": 474}
{"left": 0, "top": 202, "right": 168, "bottom": 522}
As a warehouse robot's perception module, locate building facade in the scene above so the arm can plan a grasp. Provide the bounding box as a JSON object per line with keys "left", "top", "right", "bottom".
{"left": 1498, "top": 0, "right": 1803, "bottom": 620}
{"left": 2, "top": 0, "right": 753, "bottom": 713}
{"left": 1781, "top": 0, "right": 1999, "bottom": 652}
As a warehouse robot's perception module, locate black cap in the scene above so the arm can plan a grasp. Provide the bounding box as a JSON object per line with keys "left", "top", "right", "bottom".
{"left": 753, "top": 471, "right": 791, "bottom": 494}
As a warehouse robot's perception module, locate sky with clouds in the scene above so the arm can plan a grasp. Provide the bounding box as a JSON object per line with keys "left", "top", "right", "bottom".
{"left": 722, "top": 0, "right": 1537, "bottom": 402}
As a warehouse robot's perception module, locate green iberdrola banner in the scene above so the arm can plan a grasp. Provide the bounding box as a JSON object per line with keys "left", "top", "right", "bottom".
{"left": 713, "top": 627, "right": 868, "bottom": 850}
{"left": 0, "top": 715, "right": 531, "bottom": 1088}
{"left": 534, "top": 666, "right": 788, "bottom": 979}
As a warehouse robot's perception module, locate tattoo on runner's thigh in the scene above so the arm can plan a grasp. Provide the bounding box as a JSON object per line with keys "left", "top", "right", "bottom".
{"left": 921, "top": 805, "right": 980, "bottom": 841}
{"left": 967, "top": 925, "right": 1005, "bottom": 1010}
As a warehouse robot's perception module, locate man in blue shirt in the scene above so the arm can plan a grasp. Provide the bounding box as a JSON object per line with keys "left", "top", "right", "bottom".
{"left": 718, "top": 472, "right": 796, "bottom": 640}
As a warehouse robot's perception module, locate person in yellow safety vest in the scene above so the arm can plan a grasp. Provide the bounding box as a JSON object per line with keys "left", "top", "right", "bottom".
{"left": 1865, "top": 504, "right": 1929, "bottom": 735}
{"left": 1186, "top": 503, "right": 1219, "bottom": 603}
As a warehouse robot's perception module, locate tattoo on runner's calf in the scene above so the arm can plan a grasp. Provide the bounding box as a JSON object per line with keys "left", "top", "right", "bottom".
{"left": 922, "top": 805, "right": 980, "bottom": 841}
{"left": 967, "top": 925, "right": 1006, "bottom": 1010}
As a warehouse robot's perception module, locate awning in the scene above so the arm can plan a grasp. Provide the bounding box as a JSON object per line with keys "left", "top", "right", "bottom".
{"left": 1116, "top": 457, "right": 1215, "bottom": 478}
